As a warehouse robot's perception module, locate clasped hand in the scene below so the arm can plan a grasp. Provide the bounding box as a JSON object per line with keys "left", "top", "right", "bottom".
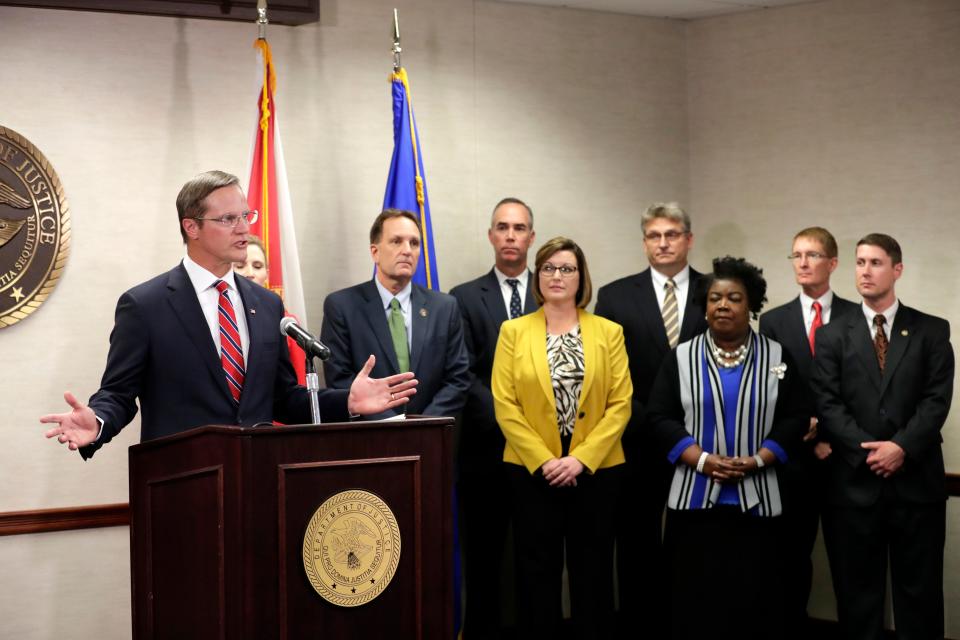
{"left": 541, "top": 456, "right": 584, "bottom": 487}
{"left": 702, "top": 453, "right": 760, "bottom": 484}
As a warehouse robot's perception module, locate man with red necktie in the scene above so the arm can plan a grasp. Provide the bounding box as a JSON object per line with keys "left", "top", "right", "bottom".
{"left": 41, "top": 170, "right": 417, "bottom": 458}
{"left": 759, "top": 226, "right": 857, "bottom": 638}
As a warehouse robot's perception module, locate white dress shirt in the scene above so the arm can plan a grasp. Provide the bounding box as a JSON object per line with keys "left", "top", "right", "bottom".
{"left": 182, "top": 255, "right": 251, "bottom": 358}
{"left": 650, "top": 264, "right": 691, "bottom": 329}
{"left": 799, "top": 289, "right": 835, "bottom": 334}
{"left": 862, "top": 299, "right": 899, "bottom": 339}
{"left": 375, "top": 278, "right": 413, "bottom": 348}
{"left": 494, "top": 267, "right": 530, "bottom": 317}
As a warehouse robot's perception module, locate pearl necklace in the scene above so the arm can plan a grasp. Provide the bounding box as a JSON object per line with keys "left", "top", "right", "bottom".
{"left": 708, "top": 333, "right": 749, "bottom": 369}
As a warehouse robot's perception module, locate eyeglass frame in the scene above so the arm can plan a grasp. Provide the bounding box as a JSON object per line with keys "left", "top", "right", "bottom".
{"left": 539, "top": 263, "right": 579, "bottom": 278}
{"left": 193, "top": 209, "right": 259, "bottom": 228}
{"left": 787, "top": 251, "right": 828, "bottom": 262}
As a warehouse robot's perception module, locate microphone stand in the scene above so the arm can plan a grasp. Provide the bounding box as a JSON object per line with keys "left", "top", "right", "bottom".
{"left": 305, "top": 356, "right": 322, "bottom": 424}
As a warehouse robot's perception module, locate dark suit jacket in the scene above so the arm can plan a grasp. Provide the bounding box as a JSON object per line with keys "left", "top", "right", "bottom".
{"left": 811, "top": 303, "right": 954, "bottom": 507}
{"left": 321, "top": 280, "right": 470, "bottom": 419}
{"left": 594, "top": 267, "right": 708, "bottom": 448}
{"left": 82, "top": 263, "right": 349, "bottom": 459}
{"left": 449, "top": 269, "right": 538, "bottom": 476}
{"left": 759, "top": 293, "right": 859, "bottom": 417}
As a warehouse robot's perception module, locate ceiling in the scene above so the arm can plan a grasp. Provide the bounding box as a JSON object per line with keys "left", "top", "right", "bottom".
{"left": 489, "top": 0, "right": 825, "bottom": 20}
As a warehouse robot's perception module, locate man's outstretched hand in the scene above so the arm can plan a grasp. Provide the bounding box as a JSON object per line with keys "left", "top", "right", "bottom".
{"left": 347, "top": 355, "right": 419, "bottom": 415}
{"left": 40, "top": 392, "right": 99, "bottom": 451}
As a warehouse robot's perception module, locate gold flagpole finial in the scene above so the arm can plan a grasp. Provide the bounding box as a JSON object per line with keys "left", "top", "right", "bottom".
{"left": 257, "top": 0, "right": 269, "bottom": 40}
{"left": 392, "top": 8, "right": 402, "bottom": 71}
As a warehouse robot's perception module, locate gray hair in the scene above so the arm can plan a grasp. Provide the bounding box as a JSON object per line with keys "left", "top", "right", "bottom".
{"left": 641, "top": 202, "right": 691, "bottom": 234}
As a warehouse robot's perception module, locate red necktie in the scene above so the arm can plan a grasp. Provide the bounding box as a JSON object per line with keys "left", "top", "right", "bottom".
{"left": 215, "top": 280, "right": 245, "bottom": 403}
{"left": 808, "top": 301, "right": 823, "bottom": 355}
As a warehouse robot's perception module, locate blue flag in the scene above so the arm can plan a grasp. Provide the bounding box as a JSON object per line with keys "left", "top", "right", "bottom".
{"left": 383, "top": 67, "right": 439, "bottom": 290}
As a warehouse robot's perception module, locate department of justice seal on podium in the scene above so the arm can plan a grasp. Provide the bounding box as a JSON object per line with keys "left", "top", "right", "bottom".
{"left": 0, "top": 126, "right": 70, "bottom": 328}
{"left": 302, "top": 489, "right": 401, "bottom": 607}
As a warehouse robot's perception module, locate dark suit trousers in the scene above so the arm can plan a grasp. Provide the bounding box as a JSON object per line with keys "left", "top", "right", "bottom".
{"left": 615, "top": 442, "right": 672, "bottom": 637}
{"left": 507, "top": 463, "right": 620, "bottom": 639}
{"left": 458, "top": 464, "right": 511, "bottom": 639}
{"left": 665, "top": 507, "right": 786, "bottom": 640}
{"left": 822, "top": 494, "right": 945, "bottom": 640}
{"left": 777, "top": 447, "right": 825, "bottom": 638}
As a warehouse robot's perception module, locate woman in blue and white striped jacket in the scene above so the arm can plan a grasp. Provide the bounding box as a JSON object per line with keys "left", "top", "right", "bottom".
{"left": 647, "top": 256, "right": 807, "bottom": 640}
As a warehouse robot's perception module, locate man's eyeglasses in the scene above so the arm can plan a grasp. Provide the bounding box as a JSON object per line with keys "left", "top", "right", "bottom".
{"left": 788, "top": 252, "right": 827, "bottom": 262}
{"left": 194, "top": 210, "right": 259, "bottom": 228}
{"left": 644, "top": 230, "right": 687, "bottom": 243}
{"left": 539, "top": 264, "right": 579, "bottom": 278}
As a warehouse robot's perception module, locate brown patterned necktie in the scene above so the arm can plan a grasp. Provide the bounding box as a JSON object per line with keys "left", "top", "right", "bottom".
{"left": 663, "top": 278, "right": 680, "bottom": 349}
{"left": 873, "top": 314, "right": 888, "bottom": 372}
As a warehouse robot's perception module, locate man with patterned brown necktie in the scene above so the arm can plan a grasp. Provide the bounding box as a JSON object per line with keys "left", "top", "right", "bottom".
{"left": 595, "top": 202, "right": 707, "bottom": 635}
{"left": 812, "top": 233, "right": 954, "bottom": 640}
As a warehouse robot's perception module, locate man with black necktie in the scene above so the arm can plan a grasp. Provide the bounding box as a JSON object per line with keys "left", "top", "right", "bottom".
{"left": 758, "top": 227, "right": 858, "bottom": 637}
{"left": 449, "top": 197, "right": 538, "bottom": 638}
{"left": 41, "top": 171, "right": 418, "bottom": 456}
{"left": 594, "top": 202, "right": 707, "bottom": 635}
{"left": 812, "top": 233, "right": 953, "bottom": 640}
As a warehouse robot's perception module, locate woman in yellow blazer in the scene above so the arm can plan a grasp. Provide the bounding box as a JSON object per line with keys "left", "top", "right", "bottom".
{"left": 492, "top": 236, "right": 632, "bottom": 639}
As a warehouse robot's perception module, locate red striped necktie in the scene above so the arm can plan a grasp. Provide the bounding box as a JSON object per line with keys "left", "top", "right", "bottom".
{"left": 215, "top": 280, "right": 245, "bottom": 403}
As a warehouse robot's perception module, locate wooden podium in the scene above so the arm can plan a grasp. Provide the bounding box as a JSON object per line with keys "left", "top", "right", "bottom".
{"left": 127, "top": 417, "right": 454, "bottom": 639}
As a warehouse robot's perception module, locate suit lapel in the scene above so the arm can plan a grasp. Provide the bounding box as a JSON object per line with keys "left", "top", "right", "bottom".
{"left": 410, "top": 285, "right": 428, "bottom": 374}
{"left": 361, "top": 281, "right": 401, "bottom": 374}
{"left": 166, "top": 264, "right": 233, "bottom": 401}
{"left": 786, "top": 297, "right": 814, "bottom": 365}
{"left": 849, "top": 314, "right": 882, "bottom": 391}
{"left": 480, "top": 270, "right": 509, "bottom": 327}
{"left": 679, "top": 268, "right": 703, "bottom": 342}
{"left": 235, "top": 278, "right": 262, "bottom": 411}
{"left": 637, "top": 270, "right": 670, "bottom": 352}
{"left": 529, "top": 311, "right": 555, "bottom": 404}
{"left": 880, "top": 306, "right": 912, "bottom": 396}
{"left": 523, "top": 270, "right": 538, "bottom": 314}
{"left": 578, "top": 310, "right": 596, "bottom": 411}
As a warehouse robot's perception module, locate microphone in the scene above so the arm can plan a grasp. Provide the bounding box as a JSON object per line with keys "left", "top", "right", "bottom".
{"left": 280, "top": 317, "right": 332, "bottom": 361}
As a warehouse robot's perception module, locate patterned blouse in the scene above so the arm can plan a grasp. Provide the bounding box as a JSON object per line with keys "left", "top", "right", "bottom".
{"left": 546, "top": 325, "right": 585, "bottom": 436}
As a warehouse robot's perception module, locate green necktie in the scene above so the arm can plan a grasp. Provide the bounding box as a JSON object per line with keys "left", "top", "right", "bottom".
{"left": 389, "top": 298, "right": 410, "bottom": 373}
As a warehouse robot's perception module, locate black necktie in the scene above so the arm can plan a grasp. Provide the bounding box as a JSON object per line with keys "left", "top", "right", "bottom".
{"left": 506, "top": 279, "right": 522, "bottom": 319}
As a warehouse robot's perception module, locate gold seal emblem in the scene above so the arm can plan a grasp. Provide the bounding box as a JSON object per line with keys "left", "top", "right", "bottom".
{"left": 302, "top": 489, "right": 401, "bottom": 607}
{"left": 0, "top": 126, "right": 70, "bottom": 328}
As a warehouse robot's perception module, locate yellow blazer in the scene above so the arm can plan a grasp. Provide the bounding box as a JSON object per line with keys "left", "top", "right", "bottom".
{"left": 492, "top": 308, "right": 632, "bottom": 474}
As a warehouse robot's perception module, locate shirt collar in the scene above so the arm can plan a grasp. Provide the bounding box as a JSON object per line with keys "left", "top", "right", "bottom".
{"left": 493, "top": 267, "right": 529, "bottom": 288}
{"left": 862, "top": 299, "right": 899, "bottom": 328}
{"left": 374, "top": 277, "right": 413, "bottom": 311}
{"left": 650, "top": 264, "right": 690, "bottom": 290}
{"left": 182, "top": 254, "right": 239, "bottom": 295}
{"left": 799, "top": 289, "right": 834, "bottom": 314}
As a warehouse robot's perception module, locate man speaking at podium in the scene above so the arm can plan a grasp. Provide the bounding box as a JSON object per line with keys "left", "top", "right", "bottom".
{"left": 40, "top": 170, "right": 418, "bottom": 458}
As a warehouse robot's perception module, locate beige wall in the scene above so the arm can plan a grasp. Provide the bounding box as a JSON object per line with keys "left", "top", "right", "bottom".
{"left": 0, "top": 1, "right": 686, "bottom": 637}
{"left": 2, "top": 0, "right": 958, "bottom": 637}
{"left": 686, "top": 0, "right": 960, "bottom": 630}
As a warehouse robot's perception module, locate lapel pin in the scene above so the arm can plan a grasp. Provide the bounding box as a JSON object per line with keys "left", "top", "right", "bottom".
{"left": 901, "top": 329, "right": 908, "bottom": 336}
{"left": 250, "top": 308, "right": 256, "bottom": 315}
{"left": 419, "top": 308, "right": 428, "bottom": 317}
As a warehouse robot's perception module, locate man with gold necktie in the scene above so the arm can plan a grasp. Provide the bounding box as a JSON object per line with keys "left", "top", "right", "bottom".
{"left": 594, "top": 202, "right": 707, "bottom": 635}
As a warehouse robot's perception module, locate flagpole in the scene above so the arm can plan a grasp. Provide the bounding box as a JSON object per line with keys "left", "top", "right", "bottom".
{"left": 257, "top": 0, "right": 268, "bottom": 40}
{"left": 392, "top": 8, "right": 401, "bottom": 72}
